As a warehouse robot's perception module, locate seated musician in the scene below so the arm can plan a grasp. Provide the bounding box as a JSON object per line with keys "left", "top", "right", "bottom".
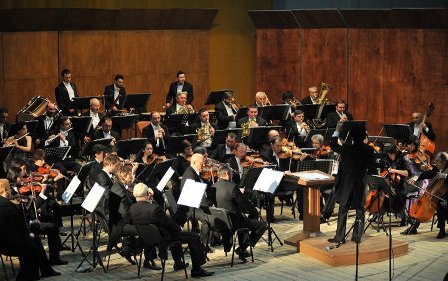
{"left": 191, "top": 109, "right": 216, "bottom": 150}
{"left": 0, "top": 179, "right": 61, "bottom": 280}
{"left": 0, "top": 107, "right": 11, "bottom": 147}
{"left": 82, "top": 98, "right": 104, "bottom": 143}
{"left": 103, "top": 74, "right": 127, "bottom": 114}
{"left": 310, "top": 134, "right": 332, "bottom": 160}
{"left": 300, "top": 85, "right": 320, "bottom": 105}
{"left": 7, "top": 167, "right": 68, "bottom": 266}
{"left": 214, "top": 165, "right": 266, "bottom": 262}
{"left": 34, "top": 102, "right": 60, "bottom": 148}
{"left": 236, "top": 105, "right": 267, "bottom": 129}
{"left": 215, "top": 91, "right": 237, "bottom": 130}
{"left": 3, "top": 121, "right": 32, "bottom": 162}
{"left": 209, "top": 132, "right": 236, "bottom": 163}
{"left": 286, "top": 109, "right": 310, "bottom": 148}
{"left": 325, "top": 100, "right": 353, "bottom": 128}
{"left": 166, "top": 91, "right": 195, "bottom": 116}
{"left": 54, "top": 68, "right": 79, "bottom": 116}
{"left": 131, "top": 183, "right": 213, "bottom": 277}
{"left": 142, "top": 111, "right": 170, "bottom": 155}
{"left": 408, "top": 111, "right": 436, "bottom": 142}
{"left": 225, "top": 143, "right": 247, "bottom": 186}
{"left": 86, "top": 144, "right": 109, "bottom": 189}
{"left": 91, "top": 116, "right": 120, "bottom": 146}
{"left": 172, "top": 140, "right": 194, "bottom": 179}
{"left": 254, "top": 91, "right": 269, "bottom": 106}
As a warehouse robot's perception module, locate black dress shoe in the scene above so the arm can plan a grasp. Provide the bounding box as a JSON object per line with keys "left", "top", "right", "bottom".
{"left": 436, "top": 231, "right": 447, "bottom": 239}
{"left": 49, "top": 259, "right": 68, "bottom": 266}
{"left": 206, "top": 246, "right": 214, "bottom": 253}
{"left": 191, "top": 268, "right": 214, "bottom": 278}
{"left": 401, "top": 227, "right": 417, "bottom": 235}
{"left": 144, "top": 260, "right": 162, "bottom": 270}
{"left": 59, "top": 231, "right": 68, "bottom": 236}
{"left": 327, "top": 238, "right": 346, "bottom": 244}
{"left": 173, "top": 261, "right": 189, "bottom": 271}
{"left": 41, "top": 270, "right": 61, "bottom": 277}
{"left": 235, "top": 247, "right": 250, "bottom": 257}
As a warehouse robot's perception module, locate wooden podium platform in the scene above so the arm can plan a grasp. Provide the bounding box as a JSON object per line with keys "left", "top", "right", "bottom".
{"left": 300, "top": 235, "right": 409, "bottom": 266}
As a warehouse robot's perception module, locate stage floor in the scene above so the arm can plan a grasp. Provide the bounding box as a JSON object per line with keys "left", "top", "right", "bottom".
{"left": 3, "top": 201, "right": 447, "bottom": 281}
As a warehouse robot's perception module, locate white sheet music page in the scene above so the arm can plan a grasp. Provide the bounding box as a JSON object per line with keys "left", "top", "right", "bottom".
{"left": 177, "top": 179, "right": 206, "bottom": 208}
{"left": 81, "top": 183, "right": 105, "bottom": 212}
{"left": 62, "top": 175, "right": 81, "bottom": 203}
{"left": 156, "top": 167, "right": 175, "bottom": 191}
{"left": 253, "top": 168, "right": 284, "bottom": 194}
{"left": 296, "top": 172, "right": 330, "bottom": 180}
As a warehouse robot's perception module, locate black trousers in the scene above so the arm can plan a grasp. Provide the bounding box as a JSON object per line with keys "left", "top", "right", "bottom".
{"left": 335, "top": 204, "right": 365, "bottom": 243}
{"left": 221, "top": 214, "right": 267, "bottom": 252}
{"left": 170, "top": 231, "right": 206, "bottom": 270}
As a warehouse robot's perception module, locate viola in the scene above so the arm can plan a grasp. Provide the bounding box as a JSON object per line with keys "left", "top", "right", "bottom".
{"left": 241, "top": 156, "right": 269, "bottom": 168}
{"left": 408, "top": 151, "right": 432, "bottom": 171}
{"left": 368, "top": 142, "right": 381, "bottom": 153}
{"left": 37, "top": 164, "right": 68, "bottom": 179}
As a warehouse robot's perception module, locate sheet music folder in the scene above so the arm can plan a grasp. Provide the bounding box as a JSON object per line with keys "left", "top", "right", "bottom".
{"left": 205, "top": 90, "right": 234, "bottom": 105}
{"left": 383, "top": 124, "right": 411, "bottom": 140}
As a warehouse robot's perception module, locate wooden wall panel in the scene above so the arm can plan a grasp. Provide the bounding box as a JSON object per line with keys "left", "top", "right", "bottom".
{"left": 300, "top": 29, "right": 347, "bottom": 101}
{"left": 0, "top": 33, "right": 3, "bottom": 107}
{"left": 256, "top": 29, "right": 300, "bottom": 104}
{"left": 2, "top": 32, "right": 58, "bottom": 121}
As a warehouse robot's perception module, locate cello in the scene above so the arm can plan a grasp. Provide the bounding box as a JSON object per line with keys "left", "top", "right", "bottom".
{"left": 409, "top": 176, "right": 448, "bottom": 223}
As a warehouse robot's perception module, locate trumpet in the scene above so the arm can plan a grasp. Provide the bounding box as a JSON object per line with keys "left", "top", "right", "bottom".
{"left": 300, "top": 122, "right": 310, "bottom": 134}
{"left": 264, "top": 93, "right": 272, "bottom": 106}
{"left": 230, "top": 98, "right": 241, "bottom": 112}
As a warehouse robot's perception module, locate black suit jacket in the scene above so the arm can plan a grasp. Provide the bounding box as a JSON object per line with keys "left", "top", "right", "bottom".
{"left": 330, "top": 136, "right": 374, "bottom": 209}
{"left": 236, "top": 116, "right": 267, "bottom": 128}
{"left": 0, "top": 122, "right": 11, "bottom": 144}
{"left": 300, "top": 96, "right": 314, "bottom": 105}
{"left": 166, "top": 81, "right": 194, "bottom": 105}
{"left": 407, "top": 121, "right": 436, "bottom": 141}
{"left": 81, "top": 111, "right": 105, "bottom": 135}
{"left": 35, "top": 115, "right": 59, "bottom": 146}
{"left": 55, "top": 82, "right": 79, "bottom": 116}
{"left": 325, "top": 111, "right": 354, "bottom": 128}
{"left": 46, "top": 130, "right": 77, "bottom": 159}
{"left": 215, "top": 101, "right": 237, "bottom": 130}
{"left": 94, "top": 169, "right": 114, "bottom": 221}
{"left": 0, "top": 196, "right": 30, "bottom": 255}
{"left": 142, "top": 123, "right": 170, "bottom": 154}
{"left": 210, "top": 144, "right": 232, "bottom": 163}
{"left": 103, "top": 84, "right": 127, "bottom": 111}
{"left": 87, "top": 160, "right": 103, "bottom": 189}
{"left": 224, "top": 155, "right": 242, "bottom": 185}
{"left": 214, "top": 180, "right": 243, "bottom": 216}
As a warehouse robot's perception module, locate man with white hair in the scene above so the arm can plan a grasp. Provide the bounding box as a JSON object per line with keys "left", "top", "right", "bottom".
{"left": 130, "top": 183, "right": 214, "bottom": 277}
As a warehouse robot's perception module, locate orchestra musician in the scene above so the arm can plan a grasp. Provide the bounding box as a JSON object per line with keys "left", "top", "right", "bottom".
{"left": 225, "top": 142, "right": 247, "bottom": 185}
{"left": 236, "top": 105, "right": 267, "bottom": 128}
{"left": 408, "top": 111, "right": 436, "bottom": 142}
{"left": 54, "top": 69, "right": 79, "bottom": 116}
{"left": 254, "top": 91, "right": 270, "bottom": 106}
{"left": 209, "top": 132, "right": 236, "bottom": 163}
{"left": 34, "top": 103, "right": 60, "bottom": 148}
{"left": 142, "top": 111, "right": 170, "bottom": 155}
{"left": 0, "top": 179, "right": 61, "bottom": 280}
{"left": 131, "top": 183, "right": 213, "bottom": 277}
{"left": 0, "top": 107, "right": 11, "bottom": 147}
{"left": 328, "top": 123, "right": 374, "bottom": 244}
{"left": 91, "top": 116, "right": 120, "bottom": 146}
{"left": 82, "top": 98, "right": 104, "bottom": 142}
{"left": 166, "top": 91, "right": 195, "bottom": 115}
{"left": 173, "top": 140, "right": 194, "bottom": 178}
{"left": 286, "top": 109, "right": 310, "bottom": 144}
{"left": 325, "top": 100, "right": 353, "bottom": 128}
{"left": 3, "top": 121, "right": 32, "bottom": 162}
{"left": 300, "top": 85, "right": 320, "bottom": 105}
{"left": 214, "top": 91, "right": 238, "bottom": 130}
{"left": 86, "top": 144, "right": 110, "bottom": 189}
{"left": 190, "top": 109, "right": 216, "bottom": 150}
{"left": 165, "top": 70, "right": 194, "bottom": 108}
{"left": 103, "top": 74, "right": 127, "bottom": 113}
{"left": 214, "top": 165, "right": 267, "bottom": 262}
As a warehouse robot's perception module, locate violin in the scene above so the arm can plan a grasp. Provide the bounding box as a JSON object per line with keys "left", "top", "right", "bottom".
{"left": 368, "top": 142, "right": 381, "bottom": 153}
{"left": 313, "top": 145, "right": 331, "bottom": 159}
{"left": 18, "top": 181, "right": 46, "bottom": 195}
{"left": 241, "top": 156, "right": 269, "bottom": 168}
{"left": 408, "top": 151, "right": 432, "bottom": 171}
{"left": 147, "top": 153, "right": 167, "bottom": 165}
{"left": 37, "top": 164, "right": 68, "bottom": 180}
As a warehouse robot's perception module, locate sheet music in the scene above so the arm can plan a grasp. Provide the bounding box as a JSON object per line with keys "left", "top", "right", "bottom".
{"left": 156, "top": 167, "right": 175, "bottom": 191}
{"left": 296, "top": 172, "right": 330, "bottom": 180}
{"left": 81, "top": 183, "right": 105, "bottom": 212}
{"left": 253, "top": 168, "right": 284, "bottom": 194}
{"left": 62, "top": 175, "right": 81, "bottom": 203}
{"left": 177, "top": 179, "right": 206, "bottom": 208}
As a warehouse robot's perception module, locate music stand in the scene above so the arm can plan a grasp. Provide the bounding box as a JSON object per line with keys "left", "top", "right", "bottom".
{"left": 61, "top": 176, "right": 85, "bottom": 252}
{"left": 247, "top": 126, "right": 281, "bottom": 149}
{"left": 297, "top": 105, "right": 320, "bottom": 121}
{"left": 80, "top": 138, "right": 113, "bottom": 158}
{"left": 296, "top": 159, "right": 333, "bottom": 174}
{"left": 121, "top": 93, "right": 151, "bottom": 113}
{"left": 163, "top": 113, "right": 190, "bottom": 133}
{"left": 188, "top": 112, "right": 218, "bottom": 125}
{"left": 320, "top": 105, "right": 336, "bottom": 120}
{"left": 146, "top": 158, "right": 176, "bottom": 182}
{"left": 0, "top": 146, "right": 14, "bottom": 173}
{"left": 367, "top": 136, "right": 394, "bottom": 145}
{"left": 166, "top": 134, "right": 198, "bottom": 154}
{"left": 45, "top": 146, "right": 71, "bottom": 161}
{"left": 116, "top": 138, "right": 147, "bottom": 159}
{"left": 70, "top": 116, "right": 92, "bottom": 135}
{"left": 235, "top": 107, "right": 248, "bottom": 121}
{"left": 205, "top": 90, "right": 233, "bottom": 105}
{"left": 305, "top": 128, "right": 336, "bottom": 143}
{"left": 339, "top": 120, "right": 367, "bottom": 141}
{"left": 259, "top": 104, "right": 291, "bottom": 122}
{"left": 111, "top": 114, "right": 139, "bottom": 131}
{"left": 69, "top": 96, "right": 103, "bottom": 111}
{"left": 9, "top": 120, "right": 38, "bottom": 138}
{"left": 383, "top": 124, "right": 411, "bottom": 141}
{"left": 211, "top": 129, "right": 243, "bottom": 148}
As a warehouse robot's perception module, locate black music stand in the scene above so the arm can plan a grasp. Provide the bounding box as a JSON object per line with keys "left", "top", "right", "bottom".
{"left": 146, "top": 158, "right": 176, "bottom": 183}
{"left": 116, "top": 138, "right": 147, "bottom": 159}
{"left": 69, "top": 96, "right": 104, "bottom": 111}
{"left": 297, "top": 104, "right": 320, "bottom": 121}
{"left": 80, "top": 138, "right": 113, "bottom": 158}
{"left": 241, "top": 166, "right": 281, "bottom": 251}
{"left": 188, "top": 111, "right": 218, "bottom": 125}
{"left": 163, "top": 113, "right": 190, "bottom": 134}
{"left": 166, "top": 134, "right": 198, "bottom": 154}
{"left": 339, "top": 120, "right": 367, "bottom": 141}
{"left": 205, "top": 90, "right": 233, "bottom": 105}
{"left": 122, "top": 93, "right": 151, "bottom": 113}
{"left": 383, "top": 124, "right": 411, "bottom": 141}
{"left": 296, "top": 159, "right": 333, "bottom": 174}
{"left": 70, "top": 116, "right": 92, "bottom": 134}
{"left": 211, "top": 129, "right": 243, "bottom": 148}
{"left": 320, "top": 105, "right": 336, "bottom": 120}
{"left": 45, "top": 146, "right": 71, "bottom": 162}
{"left": 111, "top": 114, "right": 139, "bottom": 131}
{"left": 235, "top": 107, "right": 248, "bottom": 120}
{"left": 259, "top": 104, "right": 291, "bottom": 122}
{"left": 0, "top": 146, "right": 14, "bottom": 174}
{"left": 247, "top": 126, "right": 281, "bottom": 149}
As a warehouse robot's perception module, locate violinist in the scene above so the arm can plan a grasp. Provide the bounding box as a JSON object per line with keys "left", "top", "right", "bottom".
{"left": 174, "top": 140, "right": 194, "bottom": 179}
{"left": 0, "top": 178, "right": 62, "bottom": 279}
{"left": 31, "top": 149, "right": 66, "bottom": 201}
{"left": 215, "top": 91, "right": 238, "bottom": 130}
{"left": 325, "top": 100, "right": 353, "bottom": 128}
{"left": 142, "top": 111, "right": 170, "bottom": 155}
{"left": 7, "top": 167, "right": 68, "bottom": 266}
{"left": 209, "top": 132, "right": 236, "bottom": 163}
{"left": 311, "top": 134, "right": 332, "bottom": 160}
{"left": 225, "top": 143, "right": 247, "bottom": 185}
{"left": 3, "top": 121, "right": 32, "bottom": 161}
{"left": 402, "top": 151, "right": 448, "bottom": 239}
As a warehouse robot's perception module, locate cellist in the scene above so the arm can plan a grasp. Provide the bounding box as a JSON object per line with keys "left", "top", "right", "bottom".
{"left": 402, "top": 151, "right": 448, "bottom": 239}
